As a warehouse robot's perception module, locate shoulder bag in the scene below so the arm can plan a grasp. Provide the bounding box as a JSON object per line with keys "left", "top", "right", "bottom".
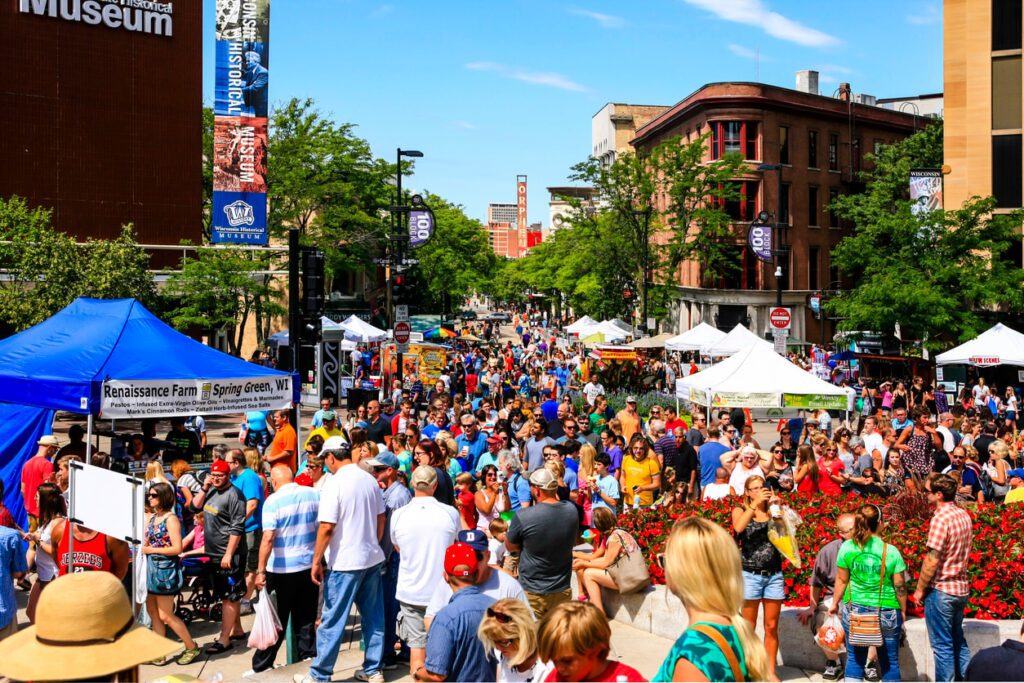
{"left": 691, "top": 624, "right": 745, "bottom": 682}
{"left": 606, "top": 530, "right": 651, "bottom": 594}
{"left": 847, "top": 542, "right": 887, "bottom": 647}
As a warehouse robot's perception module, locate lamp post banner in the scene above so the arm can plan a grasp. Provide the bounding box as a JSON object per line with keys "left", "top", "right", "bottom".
{"left": 101, "top": 377, "right": 293, "bottom": 418}
{"left": 408, "top": 207, "right": 436, "bottom": 248}
{"left": 747, "top": 222, "right": 773, "bottom": 262}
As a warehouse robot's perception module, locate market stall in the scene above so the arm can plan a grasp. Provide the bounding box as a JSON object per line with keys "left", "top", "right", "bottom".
{"left": 338, "top": 315, "right": 389, "bottom": 343}
{"left": 565, "top": 315, "right": 599, "bottom": 336}
{"left": 665, "top": 322, "right": 727, "bottom": 352}
{"left": 935, "top": 323, "right": 1024, "bottom": 401}
{"left": 701, "top": 323, "right": 772, "bottom": 357}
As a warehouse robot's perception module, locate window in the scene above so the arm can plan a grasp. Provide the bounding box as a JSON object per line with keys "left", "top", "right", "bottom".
{"left": 993, "top": 56, "right": 1022, "bottom": 130}
{"left": 808, "top": 186, "right": 819, "bottom": 226}
{"left": 779, "top": 183, "right": 790, "bottom": 224}
{"left": 721, "top": 180, "right": 760, "bottom": 221}
{"left": 808, "top": 131, "right": 819, "bottom": 168}
{"left": 779, "top": 126, "right": 790, "bottom": 165}
{"left": 828, "top": 134, "right": 839, "bottom": 171}
{"left": 993, "top": 0, "right": 1022, "bottom": 51}
{"left": 992, "top": 135, "right": 1023, "bottom": 208}
{"left": 710, "top": 121, "right": 759, "bottom": 160}
{"left": 809, "top": 246, "right": 820, "bottom": 290}
{"left": 829, "top": 263, "right": 841, "bottom": 290}
{"left": 829, "top": 189, "right": 840, "bottom": 228}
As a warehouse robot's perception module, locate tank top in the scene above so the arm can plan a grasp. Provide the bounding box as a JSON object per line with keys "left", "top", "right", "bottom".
{"left": 476, "top": 488, "right": 508, "bottom": 533}
{"left": 57, "top": 524, "right": 113, "bottom": 575}
{"left": 736, "top": 518, "right": 782, "bottom": 574}
{"left": 904, "top": 432, "right": 934, "bottom": 476}
{"left": 36, "top": 518, "right": 61, "bottom": 581}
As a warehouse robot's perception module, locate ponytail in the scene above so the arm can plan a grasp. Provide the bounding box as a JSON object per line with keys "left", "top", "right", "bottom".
{"left": 729, "top": 613, "right": 769, "bottom": 681}
{"left": 852, "top": 504, "right": 881, "bottom": 547}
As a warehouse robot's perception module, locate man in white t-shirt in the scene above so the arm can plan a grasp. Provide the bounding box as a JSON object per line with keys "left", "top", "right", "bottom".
{"left": 935, "top": 412, "right": 957, "bottom": 453}
{"left": 303, "top": 439, "right": 386, "bottom": 683}
{"left": 390, "top": 466, "right": 459, "bottom": 678}
{"left": 860, "top": 416, "right": 884, "bottom": 459}
{"left": 582, "top": 378, "right": 605, "bottom": 407}
{"left": 702, "top": 467, "right": 732, "bottom": 501}
{"left": 726, "top": 447, "right": 765, "bottom": 496}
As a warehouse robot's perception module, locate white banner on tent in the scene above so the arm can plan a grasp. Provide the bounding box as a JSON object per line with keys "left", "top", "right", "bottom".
{"left": 101, "top": 377, "right": 293, "bottom": 418}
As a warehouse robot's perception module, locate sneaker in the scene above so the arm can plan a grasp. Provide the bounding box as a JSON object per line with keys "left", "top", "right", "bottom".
{"left": 292, "top": 676, "right": 316, "bottom": 683}
{"left": 822, "top": 660, "right": 842, "bottom": 681}
{"left": 354, "top": 669, "right": 385, "bottom": 683}
{"left": 864, "top": 660, "right": 880, "bottom": 682}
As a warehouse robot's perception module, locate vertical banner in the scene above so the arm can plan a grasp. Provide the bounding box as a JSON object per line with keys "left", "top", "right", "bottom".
{"left": 909, "top": 168, "right": 943, "bottom": 216}
{"left": 516, "top": 175, "right": 527, "bottom": 256}
{"left": 212, "top": 0, "right": 270, "bottom": 244}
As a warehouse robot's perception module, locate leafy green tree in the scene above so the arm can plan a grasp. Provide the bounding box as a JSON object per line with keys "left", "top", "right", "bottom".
{"left": 829, "top": 122, "right": 1024, "bottom": 349}
{"left": 0, "top": 196, "right": 155, "bottom": 330}
{"left": 202, "top": 105, "right": 215, "bottom": 240}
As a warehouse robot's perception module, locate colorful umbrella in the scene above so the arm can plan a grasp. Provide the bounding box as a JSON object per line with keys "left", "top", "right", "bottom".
{"left": 423, "top": 326, "right": 457, "bottom": 340}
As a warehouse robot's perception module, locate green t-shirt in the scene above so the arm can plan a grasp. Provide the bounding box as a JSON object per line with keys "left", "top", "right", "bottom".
{"left": 835, "top": 536, "right": 906, "bottom": 610}
{"left": 653, "top": 622, "right": 749, "bottom": 683}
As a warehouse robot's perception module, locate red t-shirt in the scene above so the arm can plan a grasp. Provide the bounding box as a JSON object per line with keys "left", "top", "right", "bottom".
{"left": 21, "top": 456, "right": 54, "bottom": 517}
{"left": 817, "top": 457, "right": 845, "bottom": 496}
{"left": 457, "top": 488, "right": 477, "bottom": 530}
{"left": 466, "top": 373, "right": 478, "bottom": 395}
{"left": 545, "top": 660, "right": 646, "bottom": 682}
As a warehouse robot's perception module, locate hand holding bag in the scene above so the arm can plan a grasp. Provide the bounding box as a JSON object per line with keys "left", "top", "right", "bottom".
{"left": 606, "top": 530, "right": 651, "bottom": 595}
{"left": 847, "top": 543, "right": 887, "bottom": 647}
{"left": 249, "top": 588, "right": 283, "bottom": 650}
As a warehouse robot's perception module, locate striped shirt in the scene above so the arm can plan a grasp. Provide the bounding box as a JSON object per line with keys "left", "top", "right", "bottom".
{"left": 261, "top": 483, "right": 320, "bottom": 573}
{"left": 925, "top": 502, "right": 973, "bottom": 597}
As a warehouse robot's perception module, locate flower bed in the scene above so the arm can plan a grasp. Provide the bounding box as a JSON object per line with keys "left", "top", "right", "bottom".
{"left": 616, "top": 492, "right": 1024, "bottom": 620}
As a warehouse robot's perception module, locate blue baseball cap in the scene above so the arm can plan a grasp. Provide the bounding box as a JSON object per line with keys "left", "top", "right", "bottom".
{"left": 366, "top": 452, "right": 399, "bottom": 470}
{"left": 457, "top": 529, "right": 489, "bottom": 553}
{"left": 1008, "top": 468, "right": 1024, "bottom": 479}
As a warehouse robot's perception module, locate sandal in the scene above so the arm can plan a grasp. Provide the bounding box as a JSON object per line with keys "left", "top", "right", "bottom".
{"left": 204, "top": 641, "right": 234, "bottom": 655}
{"left": 147, "top": 654, "right": 174, "bottom": 666}
{"left": 230, "top": 632, "right": 250, "bottom": 642}
{"left": 176, "top": 647, "right": 202, "bottom": 666}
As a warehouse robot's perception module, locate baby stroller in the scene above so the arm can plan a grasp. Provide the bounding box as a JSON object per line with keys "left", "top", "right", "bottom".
{"left": 174, "top": 555, "right": 222, "bottom": 624}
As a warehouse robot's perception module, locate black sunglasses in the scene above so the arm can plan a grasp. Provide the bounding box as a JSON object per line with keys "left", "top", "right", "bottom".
{"left": 486, "top": 607, "right": 513, "bottom": 623}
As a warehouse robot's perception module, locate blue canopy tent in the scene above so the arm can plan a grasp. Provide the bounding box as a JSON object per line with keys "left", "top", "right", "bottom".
{"left": 0, "top": 298, "right": 299, "bottom": 527}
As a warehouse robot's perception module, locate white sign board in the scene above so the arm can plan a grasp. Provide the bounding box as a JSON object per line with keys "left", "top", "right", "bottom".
{"left": 101, "top": 377, "right": 293, "bottom": 418}
{"left": 395, "top": 305, "right": 409, "bottom": 322}
{"left": 69, "top": 462, "right": 146, "bottom": 546}
{"left": 773, "top": 330, "right": 788, "bottom": 355}
{"left": 396, "top": 342, "right": 410, "bottom": 354}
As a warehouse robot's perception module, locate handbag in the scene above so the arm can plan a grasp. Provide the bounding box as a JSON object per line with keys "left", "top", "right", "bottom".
{"left": 847, "top": 542, "right": 887, "bottom": 647}
{"left": 691, "top": 624, "right": 745, "bottom": 681}
{"left": 606, "top": 530, "right": 651, "bottom": 594}
{"left": 146, "top": 554, "right": 183, "bottom": 595}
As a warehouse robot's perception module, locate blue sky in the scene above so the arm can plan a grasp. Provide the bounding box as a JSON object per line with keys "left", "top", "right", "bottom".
{"left": 202, "top": 0, "right": 943, "bottom": 226}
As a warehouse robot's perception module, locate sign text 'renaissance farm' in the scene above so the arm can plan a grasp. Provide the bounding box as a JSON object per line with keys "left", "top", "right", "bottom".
{"left": 101, "top": 377, "right": 292, "bottom": 418}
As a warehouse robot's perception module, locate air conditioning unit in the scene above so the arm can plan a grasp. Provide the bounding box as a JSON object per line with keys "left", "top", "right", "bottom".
{"left": 853, "top": 93, "right": 877, "bottom": 106}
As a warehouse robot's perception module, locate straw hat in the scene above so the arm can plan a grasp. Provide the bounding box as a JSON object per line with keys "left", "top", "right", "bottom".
{"left": 0, "top": 572, "right": 179, "bottom": 680}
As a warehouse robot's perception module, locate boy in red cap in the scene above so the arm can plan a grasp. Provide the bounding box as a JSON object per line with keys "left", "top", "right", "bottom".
{"left": 415, "top": 543, "right": 496, "bottom": 682}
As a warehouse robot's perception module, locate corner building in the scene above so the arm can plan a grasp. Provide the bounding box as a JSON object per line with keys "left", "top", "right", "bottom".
{"left": 631, "top": 81, "right": 918, "bottom": 343}
{"left": 0, "top": 2, "right": 203, "bottom": 248}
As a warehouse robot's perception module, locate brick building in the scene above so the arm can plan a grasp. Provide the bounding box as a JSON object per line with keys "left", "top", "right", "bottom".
{"left": 631, "top": 78, "right": 920, "bottom": 344}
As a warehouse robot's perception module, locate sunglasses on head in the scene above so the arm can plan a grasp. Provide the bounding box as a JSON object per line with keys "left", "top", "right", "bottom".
{"left": 486, "top": 607, "right": 513, "bottom": 623}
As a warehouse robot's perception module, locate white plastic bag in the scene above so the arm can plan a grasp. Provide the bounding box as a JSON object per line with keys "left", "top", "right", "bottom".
{"left": 815, "top": 612, "right": 846, "bottom": 656}
{"left": 248, "top": 589, "right": 282, "bottom": 650}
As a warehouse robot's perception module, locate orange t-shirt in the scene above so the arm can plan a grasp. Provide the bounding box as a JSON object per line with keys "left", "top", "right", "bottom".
{"left": 618, "top": 410, "right": 641, "bottom": 442}
{"left": 269, "top": 423, "right": 298, "bottom": 472}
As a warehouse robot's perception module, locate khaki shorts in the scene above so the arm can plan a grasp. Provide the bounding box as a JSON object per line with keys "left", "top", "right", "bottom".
{"left": 398, "top": 602, "right": 428, "bottom": 649}
{"left": 526, "top": 589, "right": 571, "bottom": 622}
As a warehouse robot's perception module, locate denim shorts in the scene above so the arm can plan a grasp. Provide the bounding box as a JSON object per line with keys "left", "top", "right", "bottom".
{"left": 742, "top": 570, "right": 785, "bottom": 601}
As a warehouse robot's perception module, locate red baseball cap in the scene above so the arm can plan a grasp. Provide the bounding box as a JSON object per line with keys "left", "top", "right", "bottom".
{"left": 443, "top": 543, "right": 478, "bottom": 577}
{"left": 210, "top": 459, "right": 231, "bottom": 475}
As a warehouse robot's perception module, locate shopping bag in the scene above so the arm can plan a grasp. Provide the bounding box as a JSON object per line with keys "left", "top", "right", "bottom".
{"left": 767, "top": 506, "right": 803, "bottom": 568}
{"left": 248, "top": 589, "right": 282, "bottom": 650}
{"left": 815, "top": 613, "right": 846, "bottom": 656}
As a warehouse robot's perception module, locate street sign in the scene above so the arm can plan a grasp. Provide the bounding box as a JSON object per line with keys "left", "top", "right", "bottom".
{"left": 747, "top": 221, "right": 773, "bottom": 262}
{"left": 769, "top": 307, "right": 792, "bottom": 331}
{"left": 401, "top": 258, "right": 420, "bottom": 266}
{"left": 395, "top": 305, "right": 409, "bottom": 323}
{"left": 394, "top": 321, "right": 411, "bottom": 344}
{"left": 373, "top": 257, "right": 389, "bottom": 266}
{"left": 773, "top": 329, "right": 788, "bottom": 354}
{"left": 396, "top": 342, "right": 410, "bottom": 354}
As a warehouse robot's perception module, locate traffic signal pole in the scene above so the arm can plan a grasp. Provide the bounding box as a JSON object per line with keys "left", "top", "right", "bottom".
{"left": 288, "top": 227, "right": 301, "bottom": 429}
{"left": 394, "top": 150, "right": 403, "bottom": 388}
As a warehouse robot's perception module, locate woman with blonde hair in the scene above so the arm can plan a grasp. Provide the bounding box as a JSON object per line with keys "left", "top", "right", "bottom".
{"left": 985, "top": 440, "right": 1012, "bottom": 502}
{"left": 435, "top": 430, "right": 463, "bottom": 480}
{"left": 243, "top": 446, "right": 267, "bottom": 493}
{"left": 537, "top": 601, "right": 644, "bottom": 682}
{"left": 578, "top": 443, "right": 597, "bottom": 525}
{"left": 655, "top": 516, "right": 768, "bottom": 682}
{"left": 477, "top": 598, "right": 553, "bottom": 682}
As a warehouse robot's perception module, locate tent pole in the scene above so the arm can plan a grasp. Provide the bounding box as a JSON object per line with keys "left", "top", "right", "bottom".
{"left": 86, "top": 414, "right": 94, "bottom": 462}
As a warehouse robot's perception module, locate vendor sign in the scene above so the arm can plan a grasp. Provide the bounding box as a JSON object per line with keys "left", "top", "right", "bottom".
{"left": 783, "top": 393, "right": 847, "bottom": 410}
{"left": 595, "top": 347, "right": 638, "bottom": 361}
{"left": 688, "top": 387, "right": 778, "bottom": 407}
{"left": 101, "top": 377, "right": 292, "bottom": 418}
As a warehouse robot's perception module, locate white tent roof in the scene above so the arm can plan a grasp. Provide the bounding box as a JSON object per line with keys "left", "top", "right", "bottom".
{"left": 701, "top": 324, "right": 772, "bottom": 357}
{"left": 665, "top": 322, "right": 728, "bottom": 352}
{"left": 935, "top": 323, "right": 1024, "bottom": 367}
{"left": 566, "top": 315, "right": 599, "bottom": 334}
{"left": 629, "top": 332, "right": 675, "bottom": 349}
{"left": 268, "top": 317, "right": 356, "bottom": 347}
{"left": 339, "top": 315, "right": 388, "bottom": 343}
{"left": 578, "top": 320, "right": 629, "bottom": 343}
{"left": 676, "top": 343, "right": 847, "bottom": 409}
{"left": 607, "top": 318, "right": 642, "bottom": 337}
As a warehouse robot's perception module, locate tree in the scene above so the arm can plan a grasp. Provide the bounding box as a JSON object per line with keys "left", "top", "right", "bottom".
{"left": 0, "top": 196, "right": 155, "bottom": 330}
{"left": 829, "top": 122, "right": 1024, "bottom": 349}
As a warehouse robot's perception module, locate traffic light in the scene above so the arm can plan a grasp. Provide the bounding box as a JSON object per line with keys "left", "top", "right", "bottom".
{"left": 393, "top": 273, "right": 409, "bottom": 305}
{"left": 300, "top": 247, "right": 324, "bottom": 345}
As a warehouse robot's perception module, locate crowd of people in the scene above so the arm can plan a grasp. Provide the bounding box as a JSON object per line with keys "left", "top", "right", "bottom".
{"left": 0, "top": 310, "right": 1023, "bottom": 682}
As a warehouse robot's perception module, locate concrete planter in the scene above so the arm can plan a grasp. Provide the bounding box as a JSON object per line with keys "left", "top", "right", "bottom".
{"left": 599, "top": 584, "right": 1019, "bottom": 681}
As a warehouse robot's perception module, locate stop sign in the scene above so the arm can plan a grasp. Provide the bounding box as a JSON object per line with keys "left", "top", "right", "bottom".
{"left": 394, "top": 321, "right": 411, "bottom": 344}
{"left": 769, "top": 307, "right": 792, "bottom": 331}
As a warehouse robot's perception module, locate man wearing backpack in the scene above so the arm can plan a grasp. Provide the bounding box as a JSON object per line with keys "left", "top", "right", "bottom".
{"left": 942, "top": 447, "right": 985, "bottom": 504}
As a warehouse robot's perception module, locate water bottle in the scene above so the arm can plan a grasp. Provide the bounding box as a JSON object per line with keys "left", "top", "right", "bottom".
{"left": 632, "top": 486, "right": 640, "bottom": 511}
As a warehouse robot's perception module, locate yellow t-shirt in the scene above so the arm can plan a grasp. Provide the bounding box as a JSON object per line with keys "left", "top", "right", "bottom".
{"left": 1005, "top": 487, "right": 1024, "bottom": 504}
{"left": 305, "top": 426, "right": 345, "bottom": 449}
{"left": 621, "top": 454, "right": 661, "bottom": 507}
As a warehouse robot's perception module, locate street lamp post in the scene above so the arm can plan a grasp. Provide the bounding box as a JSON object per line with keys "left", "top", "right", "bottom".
{"left": 757, "top": 164, "right": 784, "bottom": 307}
{"left": 634, "top": 207, "right": 653, "bottom": 335}
{"left": 392, "top": 148, "right": 423, "bottom": 388}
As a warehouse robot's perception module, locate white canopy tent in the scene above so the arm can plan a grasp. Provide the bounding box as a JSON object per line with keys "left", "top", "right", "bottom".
{"left": 701, "top": 323, "right": 773, "bottom": 357}
{"left": 566, "top": 315, "right": 599, "bottom": 335}
{"left": 665, "top": 322, "right": 728, "bottom": 352}
{"left": 676, "top": 343, "right": 847, "bottom": 410}
{"left": 578, "top": 320, "right": 630, "bottom": 344}
{"left": 339, "top": 315, "right": 388, "bottom": 343}
{"left": 628, "top": 332, "right": 675, "bottom": 349}
{"left": 608, "top": 318, "right": 643, "bottom": 337}
{"left": 935, "top": 323, "right": 1024, "bottom": 367}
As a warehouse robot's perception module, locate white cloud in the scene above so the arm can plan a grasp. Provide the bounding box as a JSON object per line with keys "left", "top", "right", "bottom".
{"left": 906, "top": 3, "right": 941, "bottom": 25}
{"left": 683, "top": 0, "right": 840, "bottom": 48}
{"left": 567, "top": 7, "right": 625, "bottom": 28}
{"left": 727, "top": 43, "right": 769, "bottom": 61}
{"left": 465, "top": 61, "right": 588, "bottom": 92}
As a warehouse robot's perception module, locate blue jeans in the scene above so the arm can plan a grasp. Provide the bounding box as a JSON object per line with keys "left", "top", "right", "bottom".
{"left": 310, "top": 564, "right": 385, "bottom": 682}
{"left": 924, "top": 589, "right": 971, "bottom": 682}
{"left": 840, "top": 603, "right": 902, "bottom": 681}
{"left": 381, "top": 552, "right": 403, "bottom": 663}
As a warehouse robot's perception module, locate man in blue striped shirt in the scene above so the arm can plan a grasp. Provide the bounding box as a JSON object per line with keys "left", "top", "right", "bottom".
{"left": 251, "top": 466, "right": 320, "bottom": 673}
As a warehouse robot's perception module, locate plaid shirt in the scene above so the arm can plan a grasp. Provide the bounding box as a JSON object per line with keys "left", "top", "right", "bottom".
{"left": 925, "top": 502, "right": 973, "bottom": 596}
